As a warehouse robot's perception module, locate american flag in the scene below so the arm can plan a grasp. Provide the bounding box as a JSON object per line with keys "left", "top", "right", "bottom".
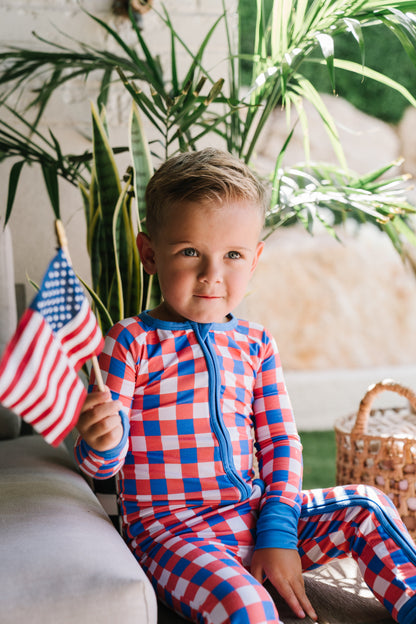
{"left": 0, "top": 249, "right": 104, "bottom": 446}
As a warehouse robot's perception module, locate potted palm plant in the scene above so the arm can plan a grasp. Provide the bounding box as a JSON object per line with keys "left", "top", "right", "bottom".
{"left": 1, "top": 0, "right": 416, "bottom": 331}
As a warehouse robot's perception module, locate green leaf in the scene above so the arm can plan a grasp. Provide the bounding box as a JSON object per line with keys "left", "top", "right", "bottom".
{"left": 97, "top": 67, "right": 113, "bottom": 110}
{"left": 316, "top": 33, "right": 335, "bottom": 92}
{"left": 110, "top": 180, "right": 133, "bottom": 322}
{"left": 343, "top": 17, "right": 365, "bottom": 67}
{"left": 90, "top": 102, "right": 121, "bottom": 314}
{"left": 5, "top": 160, "right": 25, "bottom": 225}
{"left": 41, "top": 161, "right": 60, "bottom": 219}
{"left": 392, "top": 214, "right": 416, "bottom": 248}
{"left": 330, "top": 57, "right": 416, "bottom": 108}
{"left": 292, "top": 76, "right": 347, "bottom": 169}
{"left": 270, "top": 126, "right": 296, "bottom": 209}
{"left": 129, "top": 102, "right": 154, "bottom": 230}
{"left": 379, "top": 8, "right": 416, "bottom": 66}
{"left": 78, "top": 275, "right": 113, "bottom": 335}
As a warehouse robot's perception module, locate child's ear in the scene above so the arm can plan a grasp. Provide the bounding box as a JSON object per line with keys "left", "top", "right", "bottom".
{"left": 250, "top": 240, "right": 264, "bottom": 275}
{"left": 136, "top": 232, "right": 157, "bottom": 275}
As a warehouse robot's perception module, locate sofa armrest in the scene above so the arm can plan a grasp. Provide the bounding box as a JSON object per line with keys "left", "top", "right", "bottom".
{"left": 0, "top": 436, "right": 157, "bottom": 624}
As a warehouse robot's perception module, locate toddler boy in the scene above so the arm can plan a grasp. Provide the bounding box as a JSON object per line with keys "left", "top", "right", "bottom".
{"left": 75, "top": 148, "right": 416, "bottom": 624}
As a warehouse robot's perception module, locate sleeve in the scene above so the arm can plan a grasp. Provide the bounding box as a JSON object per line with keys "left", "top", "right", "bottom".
{"left": 253, "top": 330, "right": 303, "bottom": 551}
{"left": 74, "top": 321, "right": 139, "bottom": 479}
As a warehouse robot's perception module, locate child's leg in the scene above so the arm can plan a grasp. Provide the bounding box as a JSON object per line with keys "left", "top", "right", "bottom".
{"left": 298, "top": 484, "right": 416, "bottom": 624}
{"left": 138, "top": 534, "right": 279, "bottom": 624}
{"left": 132, "top": 487, "right": 280, "bottom": 624}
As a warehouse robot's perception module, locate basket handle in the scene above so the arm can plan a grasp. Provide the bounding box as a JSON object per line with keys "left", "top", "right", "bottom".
{"left": 352, "top": 379, "right": 416, "bottom": 436}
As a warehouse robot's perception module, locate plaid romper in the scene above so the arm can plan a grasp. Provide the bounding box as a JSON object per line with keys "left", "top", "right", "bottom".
{"left": 75, "top": 312, "right": 416, "bottom": 624}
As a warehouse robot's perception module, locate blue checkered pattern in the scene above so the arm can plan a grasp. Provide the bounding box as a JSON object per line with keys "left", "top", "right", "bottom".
{"left": 75, "top": 312, "right": 416, "bottom": 623}
{"left": 76, "top": 312, "right": 302, "bottom": 549}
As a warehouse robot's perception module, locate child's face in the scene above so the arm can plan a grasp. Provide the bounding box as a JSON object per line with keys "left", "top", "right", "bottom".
{"left": 138, "top": 199, "right": 264, "bottom": 323}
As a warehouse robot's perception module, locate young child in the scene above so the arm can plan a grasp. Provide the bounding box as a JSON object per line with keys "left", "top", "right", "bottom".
{"left": 75, "top": 148, "right": 416, "bottom": 624}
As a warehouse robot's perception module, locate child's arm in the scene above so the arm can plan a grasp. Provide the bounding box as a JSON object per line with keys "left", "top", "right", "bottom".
{"left": 252, "top": 330, "right": 316, "bottom": 619}
{"left": 253, "top": 331, "right": 302, "bottom": 545}
{"left": 251, "top": 548, "right": 317, "bottom": 621}
{"left": 74, "top": 320, "right": 137, "bottom": 479}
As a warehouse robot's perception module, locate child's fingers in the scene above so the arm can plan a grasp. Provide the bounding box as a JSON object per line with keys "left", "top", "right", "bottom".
{"left": 250, "top": 560, "right": 264, "bottom": 585}
{"left": 78, "top": 400, "right": 120, "bottom": 429}
{"left": 88, "top": 412, "right": 123, "bottom": 442}
{"left": 274, "top": 576, "right": 317, "bottom": 621}
{"left": 250, "top": 549, "right": 317, "bottom": 622}
{"left": 81, "top": 386, "right": 111, "bottom": 412}
{"left": 77, "top": 406, "right": 124, "bottom": 451}
{"left": 77, "top": 387, "right": 123, "bottom": 448}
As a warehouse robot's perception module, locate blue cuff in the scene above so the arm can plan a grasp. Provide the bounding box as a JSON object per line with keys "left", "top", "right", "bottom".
{"left": 79, "top": 408, "right": 130, "bottom": 460}
{"left": 398, "top": 594, "right": 416, "bottom": 623}
{"left": 255, "top": 501, "right": 299, "bottom": 550}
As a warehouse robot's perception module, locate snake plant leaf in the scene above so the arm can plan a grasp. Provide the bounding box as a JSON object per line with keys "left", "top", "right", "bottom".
{"left": 83, "top": 166, "right": 104, "bottom": 305}
{"left": 129, "top": 102, "right": 154, "bottom": 314}
{"left": 5, "top": 160, "right": 24, "bottom": 226}
{"left": 111, "top": 179, "right": 134, "bottom": 322}
{"left": 129, "top": 102, "right": 153, "bottom": 231}
{"left": 79, "top": 182, "right": 91, "bottom": 231}
{"left": 111, "top": 177, "right": 143, "bottom": 319}
{"left": 78, "top": 275, "right": 114, "bottom": 334}
{"left": 122, "top": 192, "right": 143, "bottom": 317}
{"left": 90, "top": 102, "right": 122, "bottom": 317}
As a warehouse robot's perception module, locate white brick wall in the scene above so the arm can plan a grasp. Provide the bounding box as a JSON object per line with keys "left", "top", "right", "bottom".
{"left": 0, "top": 0, "right": 237, "bottom": 306}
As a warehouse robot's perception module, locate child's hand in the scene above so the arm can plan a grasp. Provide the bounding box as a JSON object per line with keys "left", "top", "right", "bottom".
{"left": 250, "top": 547, "right": 317, "bottom": 621}
{"left": 77, "top": 387, "right": 124, "bottom": 452}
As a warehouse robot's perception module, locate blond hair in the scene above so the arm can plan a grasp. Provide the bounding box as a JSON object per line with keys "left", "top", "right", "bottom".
{"left": 144, "top": 148, "right": 268, "bottom": 237}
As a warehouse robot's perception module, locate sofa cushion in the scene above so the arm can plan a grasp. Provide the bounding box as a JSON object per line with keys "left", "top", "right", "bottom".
{"left": 0, "top": 436, "right": 157, "bottom": 624}
{"left": 0, "top": 404, "right": 21, "bottom": 439}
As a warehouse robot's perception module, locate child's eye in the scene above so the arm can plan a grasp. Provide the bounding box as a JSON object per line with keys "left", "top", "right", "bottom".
{"left": 227, "top": 251, "right": 241, "bottom": 260}
{"left": 182, "top": 248, "right": 198, "bottom": 257}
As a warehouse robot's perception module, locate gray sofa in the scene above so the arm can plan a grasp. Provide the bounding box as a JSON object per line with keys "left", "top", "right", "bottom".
{"left": 0, "top": 406, "right": 395, "bottom": 624}
{"left": 0, "top": 408, "right": 157, "bottom": 624}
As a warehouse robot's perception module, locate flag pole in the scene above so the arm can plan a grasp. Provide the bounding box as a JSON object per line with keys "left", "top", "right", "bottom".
{"left": 55, "top": 220, "right": 106, "bottom": 393}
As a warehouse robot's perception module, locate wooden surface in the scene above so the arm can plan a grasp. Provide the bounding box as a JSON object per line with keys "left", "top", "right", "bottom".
{"left": 157, "top": 559, "right": 394, "bottom": 623}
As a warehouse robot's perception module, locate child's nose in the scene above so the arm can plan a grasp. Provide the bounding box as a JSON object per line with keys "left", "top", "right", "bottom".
{"left": 198, "top": 258, "right": 222, "bottom": 283}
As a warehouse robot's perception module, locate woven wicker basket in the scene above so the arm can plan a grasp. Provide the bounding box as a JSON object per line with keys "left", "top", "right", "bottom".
{"left": 335, "top": 379, "right": 416, "bottom": 539}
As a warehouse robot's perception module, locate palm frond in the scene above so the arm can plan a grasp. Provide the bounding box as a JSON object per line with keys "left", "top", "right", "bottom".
{"left": 266, "top": 161, "right": 416, "bottom": 254}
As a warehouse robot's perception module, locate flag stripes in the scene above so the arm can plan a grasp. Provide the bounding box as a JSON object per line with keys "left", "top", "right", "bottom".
{"left": 0, "top": 249, "right": 103, "bottom": 446}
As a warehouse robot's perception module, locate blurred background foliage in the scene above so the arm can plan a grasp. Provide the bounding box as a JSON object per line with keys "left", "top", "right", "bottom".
{"left": 239, "top": 0, "right": 416, "bottom": 124}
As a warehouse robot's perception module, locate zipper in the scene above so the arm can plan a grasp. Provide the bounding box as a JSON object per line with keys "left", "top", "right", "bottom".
{"left": 191, "top": 322, "right": 251, "bottom": 500}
